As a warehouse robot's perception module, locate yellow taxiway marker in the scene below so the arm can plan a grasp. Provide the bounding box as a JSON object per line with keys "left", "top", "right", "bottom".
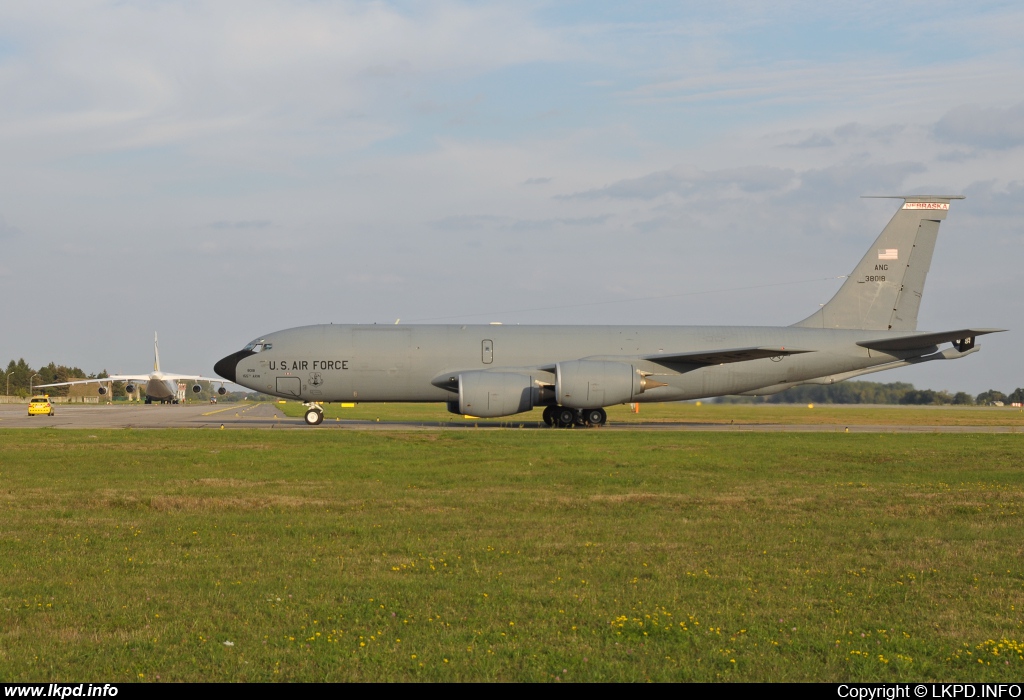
{"left": 201, "top": 404, "right": 248, "bottom": 417}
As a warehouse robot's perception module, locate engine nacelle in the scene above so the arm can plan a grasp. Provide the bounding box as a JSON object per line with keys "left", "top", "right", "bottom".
{"left": 457, "top": 371, "right": 538, "bottom": 417}
{"left": 556, "top": 360, "right": 646, "bottom": 408}
{"left": 97, "top": 385, "right": 108, "bottom": 396}
{"left": 191, "top": 384, "right": 202, "bottom": 394}
{"left": 124, "top": 384, "right": 136, "bottom": 395}
{"left": 217, "top": 386, "right": 227, "bottom": 395}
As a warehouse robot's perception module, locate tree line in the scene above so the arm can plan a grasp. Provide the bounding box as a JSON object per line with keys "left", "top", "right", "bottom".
{"left": 2, "top": 358, "right": 95, "bottom": 397}
{"left": 713, "top": 381, "right": 1024, "bottom": 406}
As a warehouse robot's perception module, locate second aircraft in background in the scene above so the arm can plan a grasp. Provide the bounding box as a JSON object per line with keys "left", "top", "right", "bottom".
{"left": 36, "top": 332, "right": 231, "bottom": 404}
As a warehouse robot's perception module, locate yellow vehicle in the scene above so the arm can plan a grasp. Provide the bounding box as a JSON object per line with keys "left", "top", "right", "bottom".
{"left": 28, "top": 395, "right": 54, "bottom": 417}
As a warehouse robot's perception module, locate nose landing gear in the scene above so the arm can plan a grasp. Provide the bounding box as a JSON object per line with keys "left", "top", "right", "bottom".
{"left": 303, "top": 403, "right": 324, "bottom": 425}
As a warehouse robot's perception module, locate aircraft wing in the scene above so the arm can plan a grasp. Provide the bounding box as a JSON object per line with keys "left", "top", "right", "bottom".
{"left": 642, "top": 346, "right": 813, "bottom": 365}
{"left": 535, "top": 346, "right": 812, "bottom": 373}
{"left": 857, "top": 328, "right": 1005, "bottom": 352}
{"left": 35, "top": 375, "right": 152, "bottom": 388}
{"left": 157, "top": 374, "right": 232, "bottom": 383}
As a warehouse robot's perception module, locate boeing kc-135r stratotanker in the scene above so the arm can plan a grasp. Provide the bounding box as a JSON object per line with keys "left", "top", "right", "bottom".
{"left": 215, "top": 196, "right": 1003, "bottom": 427}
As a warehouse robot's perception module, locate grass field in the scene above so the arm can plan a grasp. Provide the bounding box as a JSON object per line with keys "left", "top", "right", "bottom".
{"left": 272, "top": 399, "right": 1024, "bottom": 428}
{"left": 2, "top": 429, "right": 1023, "bottom": 681}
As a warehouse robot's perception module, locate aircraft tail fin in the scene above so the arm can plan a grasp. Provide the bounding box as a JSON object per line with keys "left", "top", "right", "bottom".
{"left": 154, "top": 332, "right": 161, "bottom": 372}
{"left": 793, "top": 195, "right": 963, "bottom": 331}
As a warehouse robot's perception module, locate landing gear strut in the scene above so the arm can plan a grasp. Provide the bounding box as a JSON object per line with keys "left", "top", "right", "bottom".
{"left": 304, "top": 403, "right": 324, "bottom": 426}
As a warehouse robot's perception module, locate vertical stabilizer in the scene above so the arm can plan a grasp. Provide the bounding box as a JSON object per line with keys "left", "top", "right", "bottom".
{"left": 154, "top": 332, "right": 161, "bottom": 372}
{"left": 793, "top": 196, "right": 963, "bottom": 331}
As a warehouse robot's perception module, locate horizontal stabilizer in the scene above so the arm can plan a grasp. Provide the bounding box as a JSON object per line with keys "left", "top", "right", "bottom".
{"left": 645, "top": 346, "right": 813, "bottom": 366}
{"left": 857, "top": 328, "right": 1004, "bottom": 352}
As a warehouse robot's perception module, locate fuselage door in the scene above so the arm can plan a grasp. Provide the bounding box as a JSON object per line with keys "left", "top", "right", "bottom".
{"left": 277, "top": 376, "right": 301, "bottom": 398}
{"left": 482, "top": 339, "right": 493, "bottom": 364}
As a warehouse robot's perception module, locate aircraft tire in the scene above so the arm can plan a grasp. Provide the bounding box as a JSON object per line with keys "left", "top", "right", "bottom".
{"left": 585, "top": 408, "right": 607, "bottom": 427}
{"left": 555, "top": 407, "right": 576, "bottom": 428}
{"left": 542, "top": 406, "right": 557, "bottom": 426}
{"left": 305, "top": 408, "right": 324, "bottom": 426}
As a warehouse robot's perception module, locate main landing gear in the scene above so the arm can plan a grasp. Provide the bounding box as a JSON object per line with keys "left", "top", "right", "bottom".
{"left": 542, "top": 405, "right": 607, "bottom": 428}
{"left": 303, "top": 403, "right": 324, "bottom": 426}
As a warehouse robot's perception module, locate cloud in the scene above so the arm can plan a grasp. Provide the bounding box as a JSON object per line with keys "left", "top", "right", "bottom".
{"left": 833, "top": 123, "right": 906, "bottom": 141}
{"left": 431, "top": 213, "right": 612, "bottom": 232}
{"left": 523, "top": 177, "right": 552, "bottom": 185}
{"left": 793, "top": 162, "right": 926, "bottom": 198}
{"left": 0, "top": 214, "right": 21, "bottom": 240}
{"left": 561, "top": 166, "right": 797, "bottom": 200}
{"left": 777, "top": 123, "right": 908, "bottom": 149}
{"left": 0, "top": 1, "right": 567, "bottom": 160}
{"left": 430, "top": 214, "right": 510, "bottom": 231}
{"left": 961, "top": 180, "right": 1024, "bottom": 216}
{"left": 784, "top": 133, "right": 835, "bottom": 149}
{"left": 209, "top": 220, "right": 273, "bottom": 229}
{"left": 934, "top": 102, "right": 1024, "bottom": 149}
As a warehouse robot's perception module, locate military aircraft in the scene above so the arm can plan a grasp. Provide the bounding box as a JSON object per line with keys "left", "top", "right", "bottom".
{"left": 215, "top": 196, "right": 1002, "bottom": 427}
{"left": 38, "top": 333, "right": 231, "bottom": 404}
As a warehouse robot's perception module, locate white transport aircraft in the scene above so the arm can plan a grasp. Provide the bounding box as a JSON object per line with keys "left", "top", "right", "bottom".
{"left": 37, "top": 333, "right": 231, "bottom": 404}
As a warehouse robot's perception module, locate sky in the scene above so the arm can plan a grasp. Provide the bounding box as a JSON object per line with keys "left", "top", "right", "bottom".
{"left": 0, "top": 1, "right": 1021, "bottom": 394}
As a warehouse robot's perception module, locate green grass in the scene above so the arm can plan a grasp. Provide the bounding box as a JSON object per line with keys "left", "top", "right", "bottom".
{"left": 274, "top": 399, "right": 1024, "bottom": 427}
{"left": 2, "top": 430, "right": 1023, "bottom": 681}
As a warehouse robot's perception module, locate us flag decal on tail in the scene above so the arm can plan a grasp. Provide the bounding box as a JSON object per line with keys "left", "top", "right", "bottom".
{"left": 878, "top": 249, "right": 898, "bottom": 260}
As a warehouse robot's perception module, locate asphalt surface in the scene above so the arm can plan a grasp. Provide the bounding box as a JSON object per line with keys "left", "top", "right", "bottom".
{"left": 1, "top": 402, "right": 1021, "bottom": 432}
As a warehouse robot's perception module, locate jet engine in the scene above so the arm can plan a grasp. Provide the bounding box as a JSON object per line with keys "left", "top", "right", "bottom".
{"left": 555, "top": 360, "right": 650, "bottom": 408}
{"left": 191, "top": 384, "right": 202, "bottom": 394}
{"left": 124, "top": 384, "right": 135, "bottom": 395}
{"left": 217, "top": 386, "right": 227, "bottom": 395}
{"left": 453, "top": 371, "right": 538, "bottom": 417}
{"left": 97, "top": 385, "right": 108, "bottom": 396}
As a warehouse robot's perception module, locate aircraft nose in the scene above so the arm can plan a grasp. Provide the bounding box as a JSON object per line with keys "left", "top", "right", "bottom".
{"left": 214, "top": 350, "right": 254, "bottom": 383}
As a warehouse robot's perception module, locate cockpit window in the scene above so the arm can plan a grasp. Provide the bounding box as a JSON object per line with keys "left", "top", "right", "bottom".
{"left": 243, "top": 340, "right": 271, "bottom": 352}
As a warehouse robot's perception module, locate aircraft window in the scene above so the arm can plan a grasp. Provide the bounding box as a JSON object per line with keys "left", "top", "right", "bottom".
{"left": 244, "top": 340, "right": 271, "bottom": 352}
{"left": 262, "top": 343, "right": 272, "bottom": 351}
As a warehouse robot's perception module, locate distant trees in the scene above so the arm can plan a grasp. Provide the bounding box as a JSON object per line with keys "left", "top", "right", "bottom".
{"left": 952, "top": 392, "right": 975, "bottom": 405}
{"left": 715, "top": 381, "right": 1024, "bottom": 406}
{"left": 2, "top": 358, "right": 88, "bottom": 397}
{"left": 975, "top": 390, "right": 1008, "bottom": 406}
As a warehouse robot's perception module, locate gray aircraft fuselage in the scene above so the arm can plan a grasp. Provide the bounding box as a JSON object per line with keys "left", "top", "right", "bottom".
{"left": 214, "top": 196, "right": 1001, "bottom": 423}
{"left": 218, "top": 324, "right": 942, "bottom": 403}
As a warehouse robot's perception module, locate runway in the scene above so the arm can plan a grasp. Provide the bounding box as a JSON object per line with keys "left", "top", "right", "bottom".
{"left": 1, "top": 402, "right": 1020, "bottom": 432}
